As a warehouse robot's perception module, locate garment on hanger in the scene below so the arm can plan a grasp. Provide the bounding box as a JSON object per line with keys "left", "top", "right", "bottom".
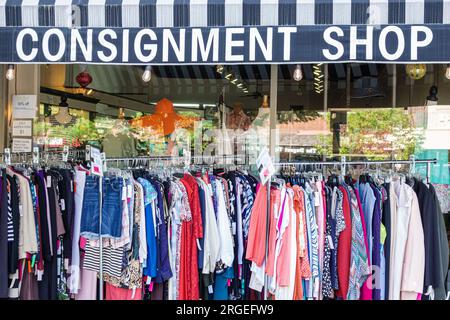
{"left": 0, "top": 157, "right": 447, "bottom": 301}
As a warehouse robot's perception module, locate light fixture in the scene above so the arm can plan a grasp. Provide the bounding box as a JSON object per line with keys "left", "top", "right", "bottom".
{"left": 216, "top": 64, "right": 224, "bottom": 75}
{"left": 225, "top": 72, "right": 233, "bottom": 80}
{"left": 293, "top": 64, "right": 303, "bottom": 81}
{"left": 237, "top": 83, "right": 243, "bottom": 88}
{"left": 405, "top": 64, "right": 426, "bottom": 80}
{"left": 173, "top": 103, "right": 201, "bottom": 108}
{"left": 6, "top": 64, "right": 15, "bottom": 81}
{"left": 230, "top": 78, "right": 238, "bottom": 84}
{"left": 445, "top": 64, "right": 450, "bottom": 80}
{"left": 313, "top": 63, "right": 324, "bottom": 94}
{"left": 76, "top": 68, "right": 93, "bottom": 88}
{"left": 142, "top": 65, "right": 152, "bottom": 82}
{"left": 85, "top": 88, "right": 93, "bottom": 95}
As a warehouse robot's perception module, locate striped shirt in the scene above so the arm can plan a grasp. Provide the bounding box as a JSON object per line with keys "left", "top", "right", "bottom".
{"left": 6, "top": 178, "right": 13, "bottom": 242}
{"left": 82, "top": 239, "right": 125, "bottom": 278}
{"left": 347, "top": 187, "right": 370, "bottom": 300}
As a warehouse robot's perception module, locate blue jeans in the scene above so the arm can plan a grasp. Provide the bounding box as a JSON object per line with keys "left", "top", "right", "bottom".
{"left": 80, "top": 175, "right": 123, "bottom": 239}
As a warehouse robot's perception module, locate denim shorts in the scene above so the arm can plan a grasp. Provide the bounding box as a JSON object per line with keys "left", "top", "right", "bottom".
{"left": 80, "top": 175, "right": 123, "bottom": 239}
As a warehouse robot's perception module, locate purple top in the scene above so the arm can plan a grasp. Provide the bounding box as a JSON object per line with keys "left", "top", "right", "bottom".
{"left": 370, "top": 184, "right": 382, "bottom": 300}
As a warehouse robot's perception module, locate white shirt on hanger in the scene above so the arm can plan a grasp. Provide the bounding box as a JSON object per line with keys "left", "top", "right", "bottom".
{"left": 196, "top": 178, "right": 221, "bottom": 274}
{"left": 389, "top": 179, "right": 413, "bottom": 300}
{"left": 215, "top": 179, "right": 234, "bottom": 267}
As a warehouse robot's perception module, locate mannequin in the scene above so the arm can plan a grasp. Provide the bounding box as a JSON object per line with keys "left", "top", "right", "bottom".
{"left": 53, "top": 96, "right": 76, "bottom": 126}
{"left": 425, "top": 85, "right": 438, "bottom": 106}
{"left": 44, "top": 95, "right": 78, "bottom": 148}
{"left": 103, "top": 107, "right": 138, "bottom": 158}
{"left": 253, "top": 95, "right": 270, "bottom": 125}
{"left": 246, "top": 95, "right": 271, "bottom": 164}
{"left": 226, "top": 102, "right": 251, "bottom": 131}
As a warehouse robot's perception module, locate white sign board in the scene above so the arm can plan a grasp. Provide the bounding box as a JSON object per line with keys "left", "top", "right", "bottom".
{"left": 422, "top": 130, "right": 450, "bottom": 150}
{"left": 427, "top": 105, "right": 450, "bottom": 130}
{"left": 12, "top": 138, "right": 32, "bottom": 153}
{"left": 89, "top": 146, "right": 103, "bottom": 176}
{"left": 256, "top": 148, "right": 275, "bottom": 185}
{"left": 12, "top": 95, "right": 37, "bottom": 119}
{"left": 12, "top": 120, "right": 32, "bottom": 136}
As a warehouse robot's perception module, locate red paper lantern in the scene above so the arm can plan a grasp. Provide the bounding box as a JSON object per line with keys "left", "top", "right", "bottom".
{"left": 76, "top": 70, "right": 92, "bottom": 88}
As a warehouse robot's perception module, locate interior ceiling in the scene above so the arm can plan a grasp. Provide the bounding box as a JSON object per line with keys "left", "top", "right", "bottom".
{"left": 66, "top": 63, "right": 385, "bottom": 91}
{"left": 63, "top": 64, "right": 443, "bottom": 112}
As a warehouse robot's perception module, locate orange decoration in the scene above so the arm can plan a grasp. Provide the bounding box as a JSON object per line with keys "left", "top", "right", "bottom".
{"left": 130, "top": 98, "right": 198, "bottom": 136}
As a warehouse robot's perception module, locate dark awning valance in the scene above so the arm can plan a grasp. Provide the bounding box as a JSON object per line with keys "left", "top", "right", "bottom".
{"left": 1, "top": 1, "right": 449, "bottom": 64}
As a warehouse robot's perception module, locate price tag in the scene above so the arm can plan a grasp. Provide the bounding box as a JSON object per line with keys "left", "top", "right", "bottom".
{"left": 127, "top": 185, "right": 132, "bottom": 198}
{"left": 60, "top": 198, "right": 66, "bottom": 211}
{"left": 208, "top": 285, "right": 214, "bottom": 294}
{"left": 85, "top": 145, "right": 91, "bottom": 162}
{"left": 101, "top": 152, "right": 107, "bottom": 173}
{"left": 232, "top": 222, "right": 237, "bottom": 235}
{"left": 64, "top": 259, "right": 69, "bottom": 271}
{"left": 32, "top": 147, "right": 39, "bottom": 164}
{"left": 3, "top": 148, "right": 11, "bottom": 165}
{"left": 46, "top": 175, "right": 52, "bottom": 188}
{"left": 62, "top": 146, "right": 69, "bottom": 162}
{"left": 314, "top": 191, "right": 320, "bottom": 206}
{"left": 122, "top": 186, "right": 127, "bottom": 200}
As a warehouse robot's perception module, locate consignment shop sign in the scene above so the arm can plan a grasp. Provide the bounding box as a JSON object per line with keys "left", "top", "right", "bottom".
{"left": 0, "top": 25, "right": 449, "bottom": 64}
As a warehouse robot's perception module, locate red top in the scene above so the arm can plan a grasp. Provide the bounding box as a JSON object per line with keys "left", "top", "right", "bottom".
{"left": 178, "top": 174, "right": 203, "bottom": 300}
{"left": 336, "top": 186, "right": 352, "bottom": 299}
{"left": 245, "top": 184, "right": 268, "bottom": 266}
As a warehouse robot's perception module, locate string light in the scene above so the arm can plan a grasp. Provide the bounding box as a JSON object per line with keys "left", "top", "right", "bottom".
{"left": 6, "top": 64, "right": 15, "bottom": 81}
{"left": 142, "top": 65, "right": 152, "bottom": 82}
{"left": 445, "top": 64, "right": 450, "bottom": 80}
{"left": 293, "top": 64, "right": 303, "bottom": 81}
{"left": 216, "top": 64, "right": 224, "bottom": 75}
{"left": 313, "top": 63, "right": 324, "bottom": 94}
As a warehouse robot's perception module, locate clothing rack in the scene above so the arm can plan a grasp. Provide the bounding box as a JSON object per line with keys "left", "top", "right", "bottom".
{"left": 1, "top": 148, "right": 86, "bottom": 166}
{"left": 262, "top": 157, "right": 438, "bottom": 300}
{"left": 274, "top": 157, "right": 437, "bottom": 184}
{"left": 104, "top": 154, "right": 248, "bottom": 168}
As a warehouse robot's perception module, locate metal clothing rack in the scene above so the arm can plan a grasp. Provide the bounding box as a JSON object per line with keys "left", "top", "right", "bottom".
{"left": 104, "top": 154, "right": 248, "bottom": 168}
{"left": 274, "top": 157, "right": 438, "bottom": 184}
{"left": 262, "top": 157, "right": 438, "bottom": 300}
{"left": 1, "top": 148, "right": 86, "bottom": 166}
{"left": 1, "top": 146, "right": 251, "bottom": 300}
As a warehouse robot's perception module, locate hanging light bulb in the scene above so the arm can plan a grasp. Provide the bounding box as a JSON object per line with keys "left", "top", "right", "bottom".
{"left": 445, "top": 64, "right": 450, "bottom": 80}
{"left": 216, "top": 64, "right": 224, "bottom": 75}
{"left": 293, "top": 64, "right": 303, "bottom": 81}
{"left": 405, "top": 64, "right": 426, "bottom": 80}
{"left": 142, "top": 65, "right": 152, "bottom": 82}
{"left": 6, "top": 64, "right": 15, "bottom": 81}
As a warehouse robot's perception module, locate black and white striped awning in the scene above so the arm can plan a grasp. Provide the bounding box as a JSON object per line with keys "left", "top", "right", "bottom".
{"left": 1, "top": 0, "right": 449, "bottom": 28}
{"left": 2, "top": 1, "right": 450, "bottom": 64}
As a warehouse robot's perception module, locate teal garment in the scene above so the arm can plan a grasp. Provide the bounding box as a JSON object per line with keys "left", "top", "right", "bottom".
{"left": 138, "top": 178, "right": 158, "bottom": 278}
{"left": 213, "top": 267, "right": 234, "bottom": 300}
{"left": 415, "top": 149, "right": 449, "bottom": 185}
